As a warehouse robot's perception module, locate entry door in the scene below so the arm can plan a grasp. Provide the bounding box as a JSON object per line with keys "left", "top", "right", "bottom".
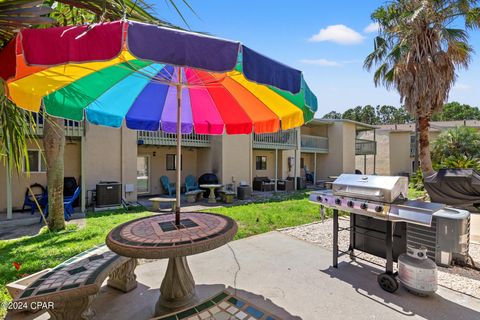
{"left": 137, "top": 156, "right": 150, "bottom": 194}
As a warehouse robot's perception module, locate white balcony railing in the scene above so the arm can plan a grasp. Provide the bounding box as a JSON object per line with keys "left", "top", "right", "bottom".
{"left": 137, "top": 131, "right": 211, "bottom": 147}
{"left": 31, "top": 114, "right": 84, "bottom": 137}
{"left": 253, "top": 130, "right": 297, "bottom": 150}
{"left": 301, "top": 134, "right": 328, "bottom": 153}
{"left": 355, "top": 139, "right": 377, "bottom": 155}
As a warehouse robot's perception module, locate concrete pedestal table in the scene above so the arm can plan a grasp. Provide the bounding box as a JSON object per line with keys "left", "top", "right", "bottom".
{"left": 199, "top": 184, "right": 223, "bottom": 204}
{"left": 106, "top": 212, "right": 237, "bottom": 316}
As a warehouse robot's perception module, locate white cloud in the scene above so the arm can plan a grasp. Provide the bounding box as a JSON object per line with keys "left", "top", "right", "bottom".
{"left": 364, "top": 22, "right": 380, "bottom": 33}
{"left": 300, "top": 59, "right": 342, "bottom": 67}
{"left": 453, "top": 83, "right": 471, "bottom": 91}
{"left": 309, "top": 24, "right": 365, "bottom": 45}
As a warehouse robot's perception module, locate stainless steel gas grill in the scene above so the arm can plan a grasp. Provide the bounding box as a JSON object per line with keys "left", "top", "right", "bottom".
{"left": 309, "top": 174, "right": 468, "bottom": 293}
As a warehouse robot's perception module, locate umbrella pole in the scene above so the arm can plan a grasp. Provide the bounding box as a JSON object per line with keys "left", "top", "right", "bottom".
{"left": 175, "top": 67, "right": 182, "bottom": 226}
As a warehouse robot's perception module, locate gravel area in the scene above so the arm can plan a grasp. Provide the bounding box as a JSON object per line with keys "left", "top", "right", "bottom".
{"left": 280, "top": 217, "right": 480, "bottom": 298}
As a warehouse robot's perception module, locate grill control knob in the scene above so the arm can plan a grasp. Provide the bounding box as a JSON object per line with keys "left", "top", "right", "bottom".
{"left": 335, "top": 198, "right": 342, "bottom": 205}
{"left": 375, "top": 206, "right": 384, "bottom": 213}
{"left": 347, "top": 200, "right": 354, "bottom": 208}
{"left": 360, "top": 203, "right": 368, "bottom": 210}
{"left": 317, "top": 196, "right": 322, "bottom": 202}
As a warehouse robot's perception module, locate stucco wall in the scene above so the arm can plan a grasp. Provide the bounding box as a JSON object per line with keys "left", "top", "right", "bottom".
{"left": 137, "top": 145, "right": 198, "bottom": 195}
{"left": 355, "top": 130, "right": 388, "bottom": 175}
{"left": 222, "top": 135, "right": 251, "bottom": 186}
{"left": 252, "top": 149, "right": 276, "bottom": 178}
{"left": 84, "top": 124, "right": 137, "bottom": 203}
{"left": 317, "top": 122, "right": 344, "bottom": 179}
{"left": 342, "top": 122, "right": 356, "bottom": 173}
{"left": 301, "top": 125, "right": 328, "bottom": 137}
{"left": 389, "top": 132, "right": 412, "bottom": 175}
{"left": 0, "top": 139, "right": 81, "bottom": 212}
{"left": 281, "top": 149, "right": 297, "bottom": 179}
{"left": 300, "top": 153, "right": 314, "bottom": 177}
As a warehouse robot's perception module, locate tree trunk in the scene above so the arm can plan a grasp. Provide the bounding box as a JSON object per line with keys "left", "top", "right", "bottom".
{"left": 43, "top": 114, "right": 66, "bottom": 231}
{"left": 418, "top": 116, "right": 435, "bottom": 177}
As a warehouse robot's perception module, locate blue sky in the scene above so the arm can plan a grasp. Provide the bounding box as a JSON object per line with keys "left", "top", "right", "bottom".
{"left": 153, "top": 0, "right": 480, "bottom": 116}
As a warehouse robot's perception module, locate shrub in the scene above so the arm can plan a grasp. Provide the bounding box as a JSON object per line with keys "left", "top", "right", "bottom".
{"left": 440, "top": 155, "right": 480, "bottom": 170}
{"left": 431, "top": 126, "right": 480, "bottom": 164}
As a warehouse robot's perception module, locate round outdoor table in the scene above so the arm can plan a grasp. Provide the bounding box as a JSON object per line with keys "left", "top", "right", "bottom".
{"left": 199, "top": 184, "right": 223, "bottom": 204}
{"left": 106, "top": 212, "right": 237, "bottom": 315}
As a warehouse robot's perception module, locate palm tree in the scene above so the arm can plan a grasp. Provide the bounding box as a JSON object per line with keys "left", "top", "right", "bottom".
{"left": 364, "top": 0, "right": 480, "bottom": 177}
{"left": 0, "top": 0, "right": 190, "bottom": 230}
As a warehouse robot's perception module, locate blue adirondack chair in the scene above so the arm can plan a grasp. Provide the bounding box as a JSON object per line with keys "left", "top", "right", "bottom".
{"left": 40, "top": 187, "right": 81, "bottom": 223}
{"left": 23, "top": 183, "right": 48, "bottom": 215}
{"left": 185, "top": 175, "right": 199, "bottom": 192}
{"left": 160, "top": 176, "right": 176, "bottom": 197}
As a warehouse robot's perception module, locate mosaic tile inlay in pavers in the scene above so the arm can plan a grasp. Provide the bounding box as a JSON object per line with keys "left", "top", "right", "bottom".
{"left": 111, "top": 212, "right": 233, "bottom": 247}
{"left": 18, "top": 245, "right": 119, "bottom": 299}
{"left": 153, "top": 291, "right": 279, "bottom": 320}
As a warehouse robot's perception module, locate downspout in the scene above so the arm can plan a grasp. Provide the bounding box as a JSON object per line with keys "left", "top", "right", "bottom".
{"left": 80, "top": 121, "right": 86, "bottom": 212}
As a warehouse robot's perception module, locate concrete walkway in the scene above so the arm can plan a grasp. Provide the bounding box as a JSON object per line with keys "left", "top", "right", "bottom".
{"left": 94, "top": 232, "right": 480, "bottom": 320}
{"left": 9, "top": 232, "right": 480, "bottom": 320}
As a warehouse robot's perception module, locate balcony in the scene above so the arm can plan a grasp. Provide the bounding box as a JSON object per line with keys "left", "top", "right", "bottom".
{"left": 31, "top": 114, "right": 84, "bottom": 137}
{"left": 301, "top": 135, "right": 328, "bottom": 153}
{"left": 355, "top": 139, "right": 376, "bottom": 155}
{"left": 137, "top": 131, "right": 211, "bottom": 147}
{"left": 253, "top": 130, "right": 297, "bottom": 150}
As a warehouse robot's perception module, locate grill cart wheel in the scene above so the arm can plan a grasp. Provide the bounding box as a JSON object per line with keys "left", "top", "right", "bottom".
{"left": 377, "top": 273, "right": 398, "bottom": 293}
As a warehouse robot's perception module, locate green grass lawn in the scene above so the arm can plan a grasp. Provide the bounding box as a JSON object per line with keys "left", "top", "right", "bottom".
{"left": 0, "top": 192, "right": 327, "bottom": 318}
{"left": 205, "top": 192, "right": 327, "bottom": 239}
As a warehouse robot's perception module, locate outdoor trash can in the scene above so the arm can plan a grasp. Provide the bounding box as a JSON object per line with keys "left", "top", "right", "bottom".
{"left": 237, "top": 185, "right": 252, "bottom": 200}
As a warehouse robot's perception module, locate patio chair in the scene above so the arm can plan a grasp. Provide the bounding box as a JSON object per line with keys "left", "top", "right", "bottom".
{"left": 185, "top": 175, "right": 199, "bottom": 192}
{"left": 304, "top": 167, "right": 314, "bottom": 184}
{"left": 22, "top": 183, "right": 48, "bottom": 215}
{"left": 40, "top": 187, "right": 81, "bottom": 223}
{"left": 160, "top": 176, "right": 176, "bottom": 197}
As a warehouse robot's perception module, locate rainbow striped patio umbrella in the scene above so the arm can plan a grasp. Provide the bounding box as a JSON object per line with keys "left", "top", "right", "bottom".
{"left": 0, "top": 20, "right": 318, "bottom": 223}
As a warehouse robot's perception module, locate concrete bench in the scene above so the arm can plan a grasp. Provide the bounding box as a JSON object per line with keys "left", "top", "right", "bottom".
{"left": 7, "top": 245, "right": 137, "bottom": 320}
{"left": 219, "top": 190, "right": 236, "bottom": 204}
{"left": 185, "top": 190, "right": 204, "bottom": 203}
{"left": 149, "top": 197, "right": 177, "bottom": 212}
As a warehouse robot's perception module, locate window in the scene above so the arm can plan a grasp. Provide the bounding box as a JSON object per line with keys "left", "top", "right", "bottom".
{"left": 166, "top": 154, "right": 182, "bottom": 171}
{"left": 25, "top": 150, "right": 46, "bottom": 173}
{"left": 256, "top": 156, "right": 267, "bottom": 170}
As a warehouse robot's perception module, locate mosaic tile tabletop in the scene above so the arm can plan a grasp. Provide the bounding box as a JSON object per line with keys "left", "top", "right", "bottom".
{"left": 17, "top": 245, "right": 123, "bottom": 302}
{"left": 153, "top": 291, "right": 279, "bottom": 320}
{"left": 107, "top": 212, "right": 237, "bottom": 259}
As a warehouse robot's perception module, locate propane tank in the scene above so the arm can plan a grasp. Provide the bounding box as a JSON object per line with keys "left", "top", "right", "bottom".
{"left": 398, "top": 246, "right": 437, "bottom": 296}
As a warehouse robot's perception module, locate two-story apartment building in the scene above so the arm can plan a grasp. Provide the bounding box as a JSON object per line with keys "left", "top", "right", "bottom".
{"left": 1, "top": 118, "right": 377, "bottom": 219}
{"left": 356, "top": 120, "right": 480, "bottom": 176}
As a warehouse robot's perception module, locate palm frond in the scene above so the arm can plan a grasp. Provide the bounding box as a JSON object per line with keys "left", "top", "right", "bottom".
{"left": 0, "top": 80, "right": 38, "bottom": 174}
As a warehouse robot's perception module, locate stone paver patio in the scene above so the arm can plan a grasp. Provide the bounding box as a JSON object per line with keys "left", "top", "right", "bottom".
{"left": 9, "top": 231, "right": 480, "bottom": 320}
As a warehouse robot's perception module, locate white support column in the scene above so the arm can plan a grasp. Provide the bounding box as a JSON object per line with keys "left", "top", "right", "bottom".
{"left": 6, "top": 164, "right": 12, "bottom": 220}
{"left": 274, "top": 149, "right": 278, "bottom": 192}
{"left": 294, "top": 128, "right": 301, "bottom": 191}
{"left": 81, "top": 130, "right": 86, "bottom": 212}
{"left": 313, "top": 152, "right": 317, "bottom": 187}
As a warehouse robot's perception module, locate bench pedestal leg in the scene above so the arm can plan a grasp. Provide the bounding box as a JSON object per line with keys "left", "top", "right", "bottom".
{"left": 49, "top": 295, "right": 95, "bottom": 320}
{"left": 108, "top": 258, "right": 138, "bottom": 293}
{"left": 151, "top": 202, "right": 160, "bottom": 211}
{"left": 155, "top": 256, "right": 196, "bottom": 316}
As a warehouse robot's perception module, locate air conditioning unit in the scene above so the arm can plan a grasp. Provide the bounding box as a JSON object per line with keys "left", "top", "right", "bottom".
{"left": 96, "top": 181, "right": 122, "bottom": 208}
{"left": 407, "top": 208, "right": 470, "bottom": 267}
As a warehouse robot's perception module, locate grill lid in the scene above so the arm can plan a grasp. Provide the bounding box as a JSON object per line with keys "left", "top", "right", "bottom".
{"left": 332, "top": 174, "right": 408, "bottom": 203}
